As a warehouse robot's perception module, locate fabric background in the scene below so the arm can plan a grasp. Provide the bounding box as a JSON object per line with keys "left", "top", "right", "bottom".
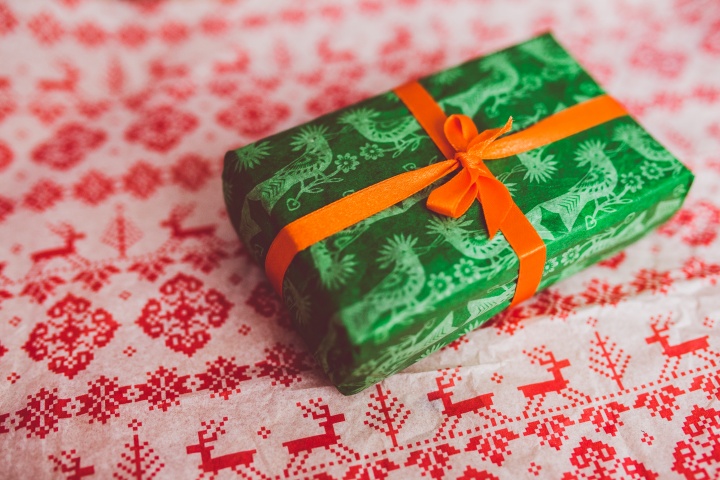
{"left": 0, "top": 0, "right": 718, "bottom": 478}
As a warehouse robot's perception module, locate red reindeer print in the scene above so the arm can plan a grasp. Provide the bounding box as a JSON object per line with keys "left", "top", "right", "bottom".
{"left": 161, "top": 205, "right": 217, "bottom": 248}
{"left": 282, "top": 399, "right": 358, "bottom": 477}
{"left": 645, "top": 315, "right": 717, "bottom": 380}
{"left": 427, "top": 368, "right": 494, "bottom": 419}
{"left": 517, "top": 348, "right": 589, "bottom": 417}
{"left": 186, "top": 417, "right": 260, "bottom": 479}
{"left": 28, "top": 223, "right": 87, "bottom": 276}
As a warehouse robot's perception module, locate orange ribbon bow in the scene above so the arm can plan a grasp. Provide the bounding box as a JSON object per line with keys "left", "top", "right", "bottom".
{"left": 264, "top": 82, "right": 628, "bottom": 308}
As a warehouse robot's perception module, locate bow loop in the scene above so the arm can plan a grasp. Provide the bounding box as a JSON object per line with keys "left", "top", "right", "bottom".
{"left": 427, "top": 115, "right": 515, "bottom": 238}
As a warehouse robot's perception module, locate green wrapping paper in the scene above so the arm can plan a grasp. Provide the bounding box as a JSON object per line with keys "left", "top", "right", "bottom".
{"left": 222, "top": 33, "right": 693, "bottom": 395}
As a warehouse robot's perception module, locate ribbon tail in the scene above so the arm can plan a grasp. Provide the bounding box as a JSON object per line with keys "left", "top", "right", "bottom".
{"left": 476, "top": 175, "right": 513, "bottom": 239}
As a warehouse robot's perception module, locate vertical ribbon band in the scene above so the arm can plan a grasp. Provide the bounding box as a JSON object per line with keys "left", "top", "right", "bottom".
{"left": 263, "top": 84, "right": 628, "bottom": 307}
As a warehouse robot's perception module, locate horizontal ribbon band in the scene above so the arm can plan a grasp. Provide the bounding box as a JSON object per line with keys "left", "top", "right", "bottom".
{"left": 264, "top": 83, "right": 627, "bottom": 306}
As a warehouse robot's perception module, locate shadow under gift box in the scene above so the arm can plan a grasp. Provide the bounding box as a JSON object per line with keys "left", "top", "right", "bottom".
{"left": 222, "top": 33, "right": 693, "bottom": 395}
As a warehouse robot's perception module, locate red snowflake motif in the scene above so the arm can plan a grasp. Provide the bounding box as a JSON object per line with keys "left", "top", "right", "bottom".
{"left": 630, "top": 43, "right": 687, "bottom": 78}
{"left": 527, "top": 289, "right": 578, "bottom": 319}
{"left": 15, "top": 387, "right": 72, "bottom": 439}
{"left": 578, "top": 401, "right": 630, "bottom": 436}
{"left": 523, "top": 414, "right": 575, "bottom": 451}
{"left": 564, "top": 437, "right": 658, "bottom": 480}
{"left": 672, "top": 406, "right": 720, "bottom": 479}
{"left": 405, "top": 443, "right": 461, "bottom": 479}
{"left": 0, "top": 141, "right": 12, "bottom": 170}
{"left": 27, "top": 12, "right": 65, "bottom": 45}
{"left": 31, "top": 123, "right": 106, "bottom": 170}
{"left": 195, "top": 356, "right": 252, "bottom": 400}
{"left": 689, "top": 372, "right": 720, "bottom": 401}
{"left": 117, "top": 24, "right": 150, "bottom": 48}
{"left": 631, "top": 269, "right": 673, "bottom": 295}
{"left": 135, "top": 273, "right": 232, "bottom": 356}
{"left": 0, "top": 3, "right": 18, "bottom": 36}
{"left": 216, "top": 94, "right": 290, "bottom": 139}
{"left": 254, "top": 343, "right": 314, "bottom": 387}
{"left": 0, "top": 195, "right": 14, "bottom": 223}
{"left": 23, "top": 294, "right": 119, "bottom": 378}
{"left": 20, "top": 276, "right": 65, "bottom": 304}
{"left": 23, "top": 179, "right": 64, "bottom": 211}
{"left": 702, "top": 21, "right": 720, "bottom": 55}
{"left": 73, "top": 22, "right": 107, "bottom": 47}
{"left": 581, "top": 279, "right": 626, "bottom": 307}
{"left": 73, "top": 170, "right": 115, "bottom": 205}
{"left": 135, "top": 366, "right": 192, "bottom": 412}
{"left": 123, "top": 161, "right": 163, "bottom": 199}
{"left": 633, "top": 385, "right": 685, "bottom": 421}
{"left": 598, "top": 251, "right": 626, "bottom": 269}
{"left": 75, "top": 375, "right": 132, "bottom": 424}
{"left": 306, "top": 84, "right": 368, "bottom": 117}
{"left": 682, "top": 257, "right": 720, "bottom": 284}
{"left": 457, "top": 466, "right": 500, "bottom": 480}
{"left": 125, "top": 105, "right": 198, "bottom": 152}
{"left": 128, "top": 256, "right": 173, "bottom": 282}
{"left": 171, "top": 153, "right": 211, "bottom": 191}
{"left": 491, "top": 304, "right": 532, "bottom": 336}
{"left": 159, "top": 21, "right": 189, "bottom": 44}
{"left": 465, "top": 428, "right": 519, "bottom": 466}
{"left": 73, "top": 265, "right": 121, "bottom": 292}
{"left": 659, "top": 201, "right": 720, "bottom": 247}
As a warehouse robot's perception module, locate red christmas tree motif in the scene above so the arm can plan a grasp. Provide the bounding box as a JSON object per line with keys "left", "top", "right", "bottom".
{"left": 254, "top": 343, "right": 315, "bottom": 387}
{"left": 523, "top": 414, "right": 575, "bottom": 451}
{"left": 216, "top": 94, "right": 290, "bottom": 139}
{"left": 135, "top": 366, "right": 192, "bottom": 412}
{"left": 578, "top": 401, "right": 630, "bottom": 436}
{"left": 15, "top": 387, "right": 72, "bottom": 438}
{"left": 631, "top": 268, "right": 673, "bottom": 295}
{"left": 689, "top": 372, "right": 720, "bottom": 401}
{"left": 114, "top": 420, "right": 164, "bottom": 480}
{"left": 195, "top": 356, "right": 252, "bottom": 400}
{"left": 562, "top": 437, "right": 658, "bottom": 480}
{"left": 581, "top": 279, "right": 627, "bottom": 308}
{"left": 20, "top": 275, "right": 66, "bottom": 304}
{"left": 456, "top": 466, "right": 500, "bottom": 480}
{"left": 682, "top": 257, "right": 720, "bottom": 284}
{"left": 23, "top": 294, "right": 119, "bottom": 378}
{"left": 123, "top": 161, "right": 163, "bottom": 199}
{"left": 364, "top": 383, "right": 411, "bottom": 447}
{"left": 589, "top": 331, "right": 630, "bottom": 390}
{"left": 128, "top": 256, "right": 174, "bottom": 283}
{"left": 633, "top": 385, "right": 685, "bottom": 421}
{"left": 73, "top": 170, "right": 116, "bottom": 205}
{"left": 101, "top": 205, "right": 143, "bottom": 258}
{"left": 671, "top": 405, "right": 720, "bottom": 479}
{"left": 75, "top": 375, "right": 132, "bottom": 424}
{"left": 658, "top": 200, "right": 720, "bottom": 247}
{"left": 186, "top": 417, "right": 258, "bottom": 479}
{"left": 245, "top": 281, "right": 293, "bottom": 329}
{"left": 31, "top": 123, "right": 106, "bottom": 170}
{"left": 405, "top": 443, "right": 461, "bottom": 479}
{"left": 48, "top": 450, "right": 95, "bottom": 479}
{"left": 282, "top": 399, "right": 358, "bottom": 478}
{"left": 73, "top": 265, "right": 121, "bottom": 292}
{"left": 135, "top": 273, "right": 232, "bottom": 356}
{"left": 465, "top": 428, "right": 519, "bottom": 467}
{"left": 125, "top": 105, "right": 198, "bottom": 152}
{"left": 23, "top": 179, "right": 64, "bottom": 212}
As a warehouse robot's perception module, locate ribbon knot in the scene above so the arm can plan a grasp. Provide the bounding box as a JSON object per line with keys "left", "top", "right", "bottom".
{"left": 426, "top": 114, "right": 514, "bottom": 239}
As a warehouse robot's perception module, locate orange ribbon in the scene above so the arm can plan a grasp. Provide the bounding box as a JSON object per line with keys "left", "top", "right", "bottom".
{"left": 264, "top": 82, "right": 628, "bottom": 307}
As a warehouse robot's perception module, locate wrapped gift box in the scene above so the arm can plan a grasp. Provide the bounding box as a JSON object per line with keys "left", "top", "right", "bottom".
{"left": 222, "top": 33, "right": 693, "bottom": 395}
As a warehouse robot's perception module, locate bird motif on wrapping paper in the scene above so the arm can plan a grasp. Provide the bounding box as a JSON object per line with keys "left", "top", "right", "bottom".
{"left": 440, "top": 52, "right": 519, "bottom": 118}
{"left": 339, "top": 234, "right": 425, "bottom": 339}
{"left": 525, "top": 140, "right": 618, "bottom": 240}
{"left": 239, "top": 125, "right": 333, "bottom": 252}
{"left": 613, "top": 124, "right": 676, "bottom": 164}
{"left": 338, "top": 108, "right": 423, "bottom": 156}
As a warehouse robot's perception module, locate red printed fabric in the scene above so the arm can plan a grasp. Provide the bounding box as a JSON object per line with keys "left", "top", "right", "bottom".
{"left": 0, "top": 1, "right": 718, "bottom": 478}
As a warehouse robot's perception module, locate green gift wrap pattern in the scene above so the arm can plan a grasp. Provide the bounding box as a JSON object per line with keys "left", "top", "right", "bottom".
{"left": 222, "top": 33, "right": 693, "bottom": 395}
